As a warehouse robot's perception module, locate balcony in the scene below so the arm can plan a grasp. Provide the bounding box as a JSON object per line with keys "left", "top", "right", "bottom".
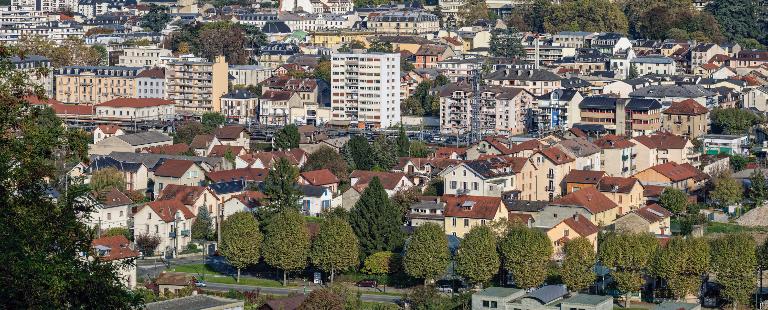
{"left": 545, "top": 186, "right": 554, "bottom": 192}
{"left": 622, "top": 155, "right": 629, "bottom": 161}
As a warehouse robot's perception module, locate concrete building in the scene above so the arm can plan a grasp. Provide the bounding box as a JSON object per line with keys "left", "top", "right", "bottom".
{"left": 594, "top": 135, "right": 636, "bottom": 177}
{"left": 134, "top": 67, "right": 166, "bottom": 99}
{"left": 438, "top": 82, "right": 534, "bottom": 136}
{"left": 89, "top": 131, "right": 173, "bottom": 155}
{"left": 166, "top": 55, "right": 228, "bottom": 114}
{"left": 54, "top": 65, "right": 141, "bottom": 104}
{"left": 118, "top": 47, "right": 172, "bottom": 68}
{"left": 532, "top": 89, "right": 584, "bottom": 132}
{"left": 221, "top": 89, "right": 260, "bottom": 124}
{"left": 228, "top": 64, "right": 272, "bottom": 86}
{"left": 367, "top": 11, "right": 439, "bottom": 35}
{"left": 331, "top": 53, "right": 401, "bottom": 128}
{"left": 485, "top": 68, "right": 562, "bottom": 96}
{"left": 95, "top": 98, "right": 175, "bottom": 121}
{"left": 701, "top": 134, "right": 750, "bottom": 156}
{"left": 661, "top": 99, "right": 709, "bottom": 139}
{"left": 132, "top": 200, "right": 195, "bottom": 257}
{"left": 11, "top": 55, "right": 52, "bottom": 96}
{"left": 579, "top": 97, "right": 662, "bottom": 137}
{"left": 631, "top": 56, "right": 677, "bottom": 76}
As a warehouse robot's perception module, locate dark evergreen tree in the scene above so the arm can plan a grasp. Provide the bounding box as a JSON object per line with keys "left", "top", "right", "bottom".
{"left": 343, "top": 135, "right": 374, "bottom": 170}
{"left": 396, "top": 125, "right": 410, "bottom": 157}
{"left": 262, "top": 158, "right": 302, "bottom": 218}
{"left": 349, "top": 177, "right": 404, "bottom": 257}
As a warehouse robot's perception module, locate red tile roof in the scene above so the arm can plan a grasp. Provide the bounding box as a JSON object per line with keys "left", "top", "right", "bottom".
{"left": 98, "top": 187, "right": 133, "bottom": 207}
{"left": 594, "top": 135, "right": 635, "bottom": 149}
{"left": 633, "top": 203, "right": 672, "bottom": 223}
{"left": 633, "top": 132, "right": 690, "bottom": 150}
{"left": 214, "top": 125, "right": 246, "bottom": 140}
{"left": 648, "top": 162, "right": 697, "bottom": 182}
{"left": 509, "top": 139, "right": 543, "bottom": 154}
{"left": 663, "top": 99, "right": 708, "bottom": 116}
{"left": 206, "top": 168, "right": 268, "bottom": 183}
{"left": 435, "top": 147, "right": 467, "bottom": 158}
{"left": 190, "top": 134, "right": 214, "bottom": 149}
{"left": 482, "top": 136, "right": 513, "bottom": 154}
{"left": 538, "top": 147, "right": 575, "bottom": 165}
{"left": 157, "top": 184, "right": 212, "bottom": 205}
{"left": 30, "top": 96, "right": 94, "bottom": 115}
{"left": 553, "top": 187, "right": 618, "bottom": 214}
{"left": 508, "top": 213, "right": 534, "bottom": 225}
{"left": 138, "top": 200, "right": 194, "bottom": 223}
{"left": 227, "top": 191, "right": 267, "bottom": 208}
{"left": 98, "top": 98, "right": 174, "bottom": 108}
{"left": 597, "top": 176, "right": 640, "bottom": 194}
{"left": 350, "top": 170, "right": 408, "bottom": 191}
{"left": 644, "top": 185, "right": 665, "bottom": 198}
{"left": 700, "top": 63, "right": 720, "bottom": 71}
{"left": 97, "top": 124, "right": 122, "bottom": 135}
{"left": 562, "top": 214, "right": 599, "bottom": 237}
{"left": 564, "top": 170, "right": 605, "bottom": 184}
{"left": 92, "top": 235, "right": 140, "bottom": 261}
{"left": 154, "top": 159, "right": 196, "bottom": 178}
{"left": 208, "top": 145, "right": 244, "bottom": 157}
{"left": 442, "top": 195, "right": 503, "bottom": 220}
{"left": 300, "top": 169, "right": 339, "bottom": 186}
{"left": 136, "top": 67, "right": 165, "bottom": 78}
{"left": 568, "top": 127, "right": 587, "bottom": 138}
{"left": 142, "top": 143, "right": 190, "bottom": 155}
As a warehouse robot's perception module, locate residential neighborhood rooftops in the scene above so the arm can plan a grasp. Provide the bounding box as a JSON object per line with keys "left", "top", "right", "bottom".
{"left": 594, "top": 134, "right": 635, "bottom": 149}
{"left": 596, "top": 176, "right": 639, "bottom": 193}
{"left": 564, "top": 170, "right": 605, "bottom": 184}
{"left": 634, "top": 203, "right": 673, "bottom": 223}
{"left": 560, "top": 293, "right": 613, "bottom": 306}
{"left": 138, "top": 200, "right": 194, "bottom": 223}
{"left": 300, "top": 169, "right": 340, "bottom": 186}
{"left": 663, "top": 99, "right": 708, "bottom": 115}
{"left": 552, "top": 187, "right": 617, "bottom": 214}
{"left": 153, "top": 159, "right": 196, "bottom": 178}
{"left": 443, "top": 195, "right": 502, "bottom": 220}
{"left": 115, "top": 132, "right": 172, "bottom": 146}
{"left": 475, "top": 286, "right": 523, "bottom": 298}
{"left": 633, "top": 132, "right": 689, "bottom": 149}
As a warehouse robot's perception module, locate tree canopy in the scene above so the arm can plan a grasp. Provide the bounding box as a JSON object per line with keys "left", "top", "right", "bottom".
{"left": 303, "top": 146, "right": 349, "bottom": 185}
{"left": 349, "top": 177, "right": 404, "bottom": 257}
{"left": 560, "top": 237, "right": 596, "bottom": 292}
{"left": 599, "top": 233, "right": 658, "bottom": 307}
{"left": 263, "top": 157, "right": 302, "bottom": 216}
{"left": 709, "top": 233, "right": 757, "bottom": 308}
{"left": 311, "top": 217, "right": 359, "bottom": 283}
{"left": 262, "top": 210, "right": 310, "bottom": 286}
{"left": 403, "top": 223, "right": 450, "bottom": 284}
{"left": 140, "top": 4, "right": 171, "bottom": 32}
{"left": 90, "top": 167, "right": 126, "bottom": 193}
{"left": 489, "top": 27, "right": 526, "bottom": 59}
{"left": 711, "top": 108, "right": 762, "bottom": 135}
{"left": 165, "top": 21, "right": 267, "bottom": 65}
{"left": 706, "top": 0, "right": 766, "bottom": 44}
{"left": 191, "top": 207, "right": 214, "bottom": 241}
{"left": 274, "top": 124, "right": 301, "bottom": 150}
{"left": 710, "top": 173, "right": 743, "bottom": 206}
{"left": 343, "top": 135, "right": 375, "bottom": 170}
{"left": 659, "top": 187, "right": 688, "bottom": 214}
{"left": 650, "top": 237, "right": 709, "bottom": 299}
{"left": 455, "top": 225, "right": 500, "bottom": 287}
{"left": 498, "top": 224, "right": 553, "bottom": 289}
{"left": 220, "top": 212, "right": 262, "bottom": 282}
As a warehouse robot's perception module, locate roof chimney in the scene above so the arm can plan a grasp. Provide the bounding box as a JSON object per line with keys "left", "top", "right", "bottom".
{"left": 573, "top": 214, "right": 579, "bottom": 221}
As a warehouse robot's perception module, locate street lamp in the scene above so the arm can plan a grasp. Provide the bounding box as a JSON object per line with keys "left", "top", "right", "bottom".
{"left": 173, "top": 211, "right": 182, "bottom": 258}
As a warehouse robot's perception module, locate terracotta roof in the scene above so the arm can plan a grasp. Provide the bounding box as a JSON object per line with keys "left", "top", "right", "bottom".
{"left": 538, "top": 147, "right": 575, "bottom": 165}
{"left": 482, "top": 136, "right": 513, "bottom": 154}
{"left": 435, "top": 147, "right": 466, "bottom": 157}
{"left": 138, "top": 200, "right": 194, "bottom": 223}
{"left": 594, "top": 135, "right": 635, "bottom": 149}
{"left": 190, "top": 134, "right": 214, "bottom": 149}
{"left": 561, "top": 214, "right": 599, "bottom": 237}
{"left": 206, "top": 168, "right": 268, "bottom": 183}
{"left": 97, "top": 124, "right": 121, "bottom": 135}
{"left": 92, "top": 235, "right": 140, "bottom": 261}
{"left": 568, "top": 127, "right": 587, "bottom": 138}
{"left": 155, "top": 272, "right": 194, "bottom": 286}
{"left": 709, "top": 54, "right": 730, "bottom": 62}
{"left": 564, "top": 170, "right": 605, "bottom": 184}
{"left": 227, "top": 191, "right": 267, "bottom": 209}
{"left": 98, "top": 98, "right": 174, "bottom": 108}
{"left": 262, "top": 295, "right": 306, "bottom": 310}
{"left": 98, "top": 187, "right": 133, "bottom": 207}
{"left": 552, "top": 187, "right": 618, "bottom": 214}
{"left": 136, "top": 67, "right": 165, "bottom": 78}
{"left": 633, "top": 203, "right": 672, "bottom": 223}
{"left": 680, "top": 163, "right": 709, "bottom": 181}
{"left": 300, "top": 169, "right": 339, "bottom": 186}
{"left": 157, "top": 184, "right": 211, "bottom": 205}
{"left": 208, "top": 145, "right": 244, "bottom": 157}
{"left": 142, "top": 143, "right": 190, "bottom": 155}
{"left": 663, "top": 99, "right": 708, "bottom": 116}
{"left": 154, "top": 159, "right": 196, "bottom": 178}
{"left": 644, "top": 185, "right": 665, "bottom": 197}
{"left": 648, "top": 162, "right": 697, "bottom": 182}
{"left": 35, "top": 98, "right": 95, "bottom": 115}
{"left": 700, "top": 63, "right": 720, "bottom": 71}
{"left": 442, "top": 195, "right": 502, "bottom": 220}
{"left": 508, "top": 213, "right": 534, "bottom": 225}
{"left": 509, "top": 139, "right": 543, "bottom": 154}
{"left": 350, "top": 170, "right": 407, "bottom": 191}
{"left": 633, "top": 133, "right": 690, "bottom": 150}
{"left": 597, "top": 176, "right": 639, "bottom": 194}
{"left": 214, "top": 125, "right": 246, "bottom": 140}
{"left": 261, "top": 89, "right": 294, "bottom": 101}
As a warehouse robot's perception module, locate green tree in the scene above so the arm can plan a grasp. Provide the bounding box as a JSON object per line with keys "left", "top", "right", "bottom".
{"left": 560, "top": 237, "right": 596, "bottom": 293}
{"left": 666, "top": 28, "right": 690, "bottom": 40}
{"left": 338, "top": 40, "right": 366, "bottom": 52}
{"left": 627, "top": 64, "right": 639, "bottom": 79}
{"left": 174, "top": 121, "right": 207, "bottom": 144}
{"left": 455, "top": 225, "right": 499, "bottom": 288}
{"left": 315, "top": 59, "right": 331, "bottom": 83}
{"left": 598, "top": 233, "right": 658, "bottom": 308}
{"left": 103, "top": 227, "right": 132, "bottom": 241}
{"left": 710, "top": 233, "right": 757, "bottom": 308}
{"left": 191, "top": 207, "right": 213, "bottom": 241}
{"left": 711, "top": 107, "right": 761, "bottom": 135}
{"left": 367, "top": 41, "right": 394, "bottom": 53}
{"left": 90, "top": 167, "right": 126, "bottom": 192}
{"left": 457, "top": 0, "right": 489, "bottom": 26}
{"left": 262, "top": 210, "right": 310, "bottom": 286}
{"left": 311, "top": 217, "right": 359, "bottom": 283}
{"left": 263, "top": 157, "right": 302, "bottom": 215}
{"left": 498, "top": 224, "right": 553, "bottom": 289}
{"left": 403, "top": 223, "right": 450, "bottom": 284}
{"left": 274, "top": 124, "right": 301, "bottom": 150}
{"left": 343, "top": 135, "right": 375, "bottom": 170}
{"left": 650, "top": 237, "right": 709, "bottom": 299}
{"left": 396, "top": 126, "right": 410, "bottom": 157}
{"left": 201, "top": 112, "right": 226, "bottom": 131}
{"left": 302, "top": 146, "right": 349, "bottom": 185}
{"left": 749, "top": 169, "right": 768, "bottom": 205}
{"left": 349, "top": 177, "right": 404, "bottom": 257}
{"left": 489, "top": 27, "right": 526, "bottom": 59}
{"left": 706, "top": 0, "right": 765, "bottom": 43}
{"left": 711, "top": 173, "right": 743, "bottom": 206}
{"left": 372, "top": 135, "right": 397, "bottom": 170}
{"left": 196, "top": 21, "right": 253, "bottom": 64}
{"left": 409, "top": 141, "right": 431, "bottom": 158}
{"left": 135, "top": 233, "right": 161, "bottom": 256}
{"left": 362, "top": 251, "right": 400, "bottom": 276}
{"left": 298, "top": 287, "right": 346, "bottom": 310}
{"left": 140, "top": 4, "right": 171, "bottom": 32}
{"left": 730, "top": 154, "right": 749, "bottom": 172}
{"left": 659, "top": 187, "right": 688, "bottom": 214}
{"left": 737, "top": 37, "right": 766, "bottom": 50}
{"left": 219, "top": 212, "right": 262, "bottom": 282}
{"left": 544, "top": 0, "right": 628, "bottom": 33}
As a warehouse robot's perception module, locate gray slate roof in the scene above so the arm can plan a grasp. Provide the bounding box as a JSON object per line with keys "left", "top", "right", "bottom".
{"left": 106, "top": 152, "right": 222, "bottom": 171}
{"left": 486, "top": 68, "right": 561, "bottom": 81}
{"left": 117, "top": 132, "right": 172, "bottom": 146}
{"left": 630, "top": 85, "right": 716, "bottom": 98}
{"left": 523, "top": 284, "right": 568, "bottom": 304}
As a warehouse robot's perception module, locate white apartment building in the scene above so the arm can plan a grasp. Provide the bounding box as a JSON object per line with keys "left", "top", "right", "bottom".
{"left": 228, "top": 65, "right": 271, "bottom": 86}
{"left": 135, "top": 67, "right": 166, "bottom": 99}
{"left": 222, "top": 89, "right": 260, "bottom": 124}
{"left": 119, "top": 47, "right": 173, "bottom": 68}
{"left": 630, "top": 56, "right": 677, "bottom": 76}
{"left": 95, "top": 98, "right": 176, "bottom": 121}
{"left": 331, "top": 53, "right": 401, "bottom": 128}
{"left": 11, "top": 0, "right": 77, "bottom": 12}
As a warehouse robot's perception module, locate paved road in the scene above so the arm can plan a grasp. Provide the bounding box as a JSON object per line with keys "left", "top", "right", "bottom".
{"left": 202, "top": 282, "right": 401, "bottom": 304}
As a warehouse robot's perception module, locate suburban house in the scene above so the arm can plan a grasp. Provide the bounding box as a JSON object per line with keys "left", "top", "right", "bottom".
{"left": 133, "top": 200, "right": 195, "bottom": 257}
{"left": 407, "top": 198, "right": 446, "bottom": 227}
{"left": 553, "top": 137, "right": 601, "bottom": 171}
{"left": 596, "top": 176, "right": 645, "bottom": 213}
{"left": 593, "top": 135, "right": 636, "bottom": 177}
{"left": 563, "top": 170, "right": 606, "bottom": 193}
{"left": 93, "top": 124, "right": 124, "bottom": 144}
{"left": 538, "top": 187, "right": 620, "bottom": 227}
{"left": 88, "top": 156, "right": 149, "bottom": 191}
{"left": 87, "top": 188, "right": 134, "bottom": 230}
{"left": 613, "top": 203, "right": 673, "bottom": 236}
{"left": 633, "top": 162, "right": 708, "bottom": 192}
{"left": 442, "top": 195, "right": 508, "bottom": 237}
{"left": 546, "top": 214, "right": 599, "bottom": 260}
{"left": 439, "top": 156, "right": 537, "bottom": 200}
{"left": 222, "top": 191, "right": 266, "bottom": 219}
{"left": 190, "top": 134, "right": 220, "bottom": 156}
{"left": 465, "top": 136, "right": 514, "bottom": 160}
{"left": 89, "top": 131, "right": 173, "bottom": 155}
{"left": 91, "top": 235, "right": 140, "bottom": 289}
{"left": 661, "top": 99, "right": 709, "bottom": 139}
{"left": 214, "top": 125, "right": 250, "bottom": 150}
{"left": 631, "top": 133, "right": 698, "bottom": 172}
{"left": 154, "top": 272, "right": 194, "bottom": 296}
{"left": 300, "top": 185, "right": 333, "bottom": 216}
{"left": 434, "top": 147, "right": 467, "bottom": 160}
{"left": 152, "top": 159, "right": 206, "bottom": 194}
{"left": 206, "top": 167, "right": 269, "bottom": 184}
{"left": 349, "top": 170, "right": 414, "bottom": 196}
{"left": 156, "top": 184, "right": 219, "bottom": 217}
{"left": 298, "top": 169, "right": 340, "bottom": 194}
{"left": 531, "top": 147, "right": 576, "bottom": 201}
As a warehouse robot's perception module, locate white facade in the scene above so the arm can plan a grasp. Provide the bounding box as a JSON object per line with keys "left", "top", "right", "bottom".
{"left": 135, "top": 77, "right": 166, "bottom": 99}
{"left": 331, "top": 53, "right": 401, "bottom": 128}
{"left": 95, "top": 100, "right": 175, "bottom": 121}
{"left": 228, "top": 65, "right": 272, "bottom": 86}
{"left": 119, "top": 47, "right": 173, "bottom": 68}
{"left": 631, "top": 57, "right": 677, "bottom": 76}
{"left": 132, "top": 205, "right": 194, "bottom": 257}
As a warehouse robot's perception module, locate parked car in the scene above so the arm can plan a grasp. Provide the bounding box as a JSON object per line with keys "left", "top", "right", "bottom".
{"left": 356, "top": 279, "right": 378, "bottom": 288}
{"left": 436, "top": 285, "right": 453, "bottom": 293}
{"left": 194, "top": 281, "right": 207, "bottom": 287}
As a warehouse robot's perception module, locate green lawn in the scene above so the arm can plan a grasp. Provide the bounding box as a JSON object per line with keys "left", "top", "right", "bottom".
{"left": 705, "top": 222, "right": 766, "bottom": 234}
{"left": 170, "top": 264, "right": 217, "bottom": 274}
{"left": 169, "top": 263, "right": 283, "bottom": 287}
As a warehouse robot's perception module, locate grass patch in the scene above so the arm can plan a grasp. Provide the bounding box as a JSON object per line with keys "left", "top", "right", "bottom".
{"left": 170, "top": 264, "right": 218, "bottom": 274}
{"left": 203, "top": 275, "right": 283, "bottom": 287}
{"left": 304, "top": 216, "right": 323, "bottom": 223}
{"left": 705, "top": 222, "right": 766, "bottom": 234}
{"left": 362, "top": 301, "right": 399, "bottom": 309}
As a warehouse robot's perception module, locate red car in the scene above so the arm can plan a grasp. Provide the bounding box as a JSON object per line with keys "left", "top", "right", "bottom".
{"left": 356, "top": 279, "right": 378, "bottom": 288}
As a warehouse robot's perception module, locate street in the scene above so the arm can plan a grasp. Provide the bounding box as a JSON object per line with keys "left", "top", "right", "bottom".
{"left": 203, "top": 282, "right": 401, "bottom": 304}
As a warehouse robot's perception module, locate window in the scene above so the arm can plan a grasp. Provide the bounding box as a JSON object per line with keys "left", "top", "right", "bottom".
{"left": 452, "top": 217, "right": 456, "bottom": 226}
{"left": 148, "top": 212, "right": 152, "bottom": 220}
{"left": 107, "top": 213, "right": 111, "bottom": 220}
{"left": 464, "top": 219, "right": 469, "bottom": 227}
{"left": 450, "top": 181, "right": 457, "bottom": 189}
{"left": 472, "top": 182, "right": 479, "bottom": 191}
{"left": 119, "top": 211, "right": 123, "bottom": 217}
{"left": 564, "top": 229, "right": 569, "bottom": 237}
{"left": 154, "top": 225, "right": 159, "bottom": 233}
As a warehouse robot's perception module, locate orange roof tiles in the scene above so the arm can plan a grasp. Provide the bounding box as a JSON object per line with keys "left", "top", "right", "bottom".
{"left": 92, "top": 235, "right": 140, "bottom": 261}
{"left": 662, "top": 99, "right": 708, "bottom": 116}
{"left": 98, "top": 98, "right": 174, "bottom": 108}
{"left": 138, "top": 200, "right": 194, "bottom": 223}
{"left": 553, "top": 187, "right": 618, "bottom": 214}
{"left": 442, "top": 195, "right": 503, "bottom": 220}
{"left": 154, "top": 159, "right": 195, "bottom": 178}
{"left": 300, "top": 169, "right": 339, "bottom": 186}
{"left": 594, "top": 134, "right": 635, "bottom": 149}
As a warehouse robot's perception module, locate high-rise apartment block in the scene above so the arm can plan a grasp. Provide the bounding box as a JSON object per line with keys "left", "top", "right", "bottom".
{"left": 165, "top": 55, "right": 228, "bottom": 114}
{"left": 330, "top": 53, "right": 400, "bottom": 128}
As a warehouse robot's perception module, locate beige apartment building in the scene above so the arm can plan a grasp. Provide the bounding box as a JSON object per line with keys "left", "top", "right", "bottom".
{"left": 661, "top": 99, "right": 709, "bottom": 139}
{"left": 367, "top": 11, "right": 439, "bottom": 35}
{"left": 166, "top": 56, "right": 229, "bottom": 114}
{"left": 54, "top": 66, "right": 142, "bottom": 104}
